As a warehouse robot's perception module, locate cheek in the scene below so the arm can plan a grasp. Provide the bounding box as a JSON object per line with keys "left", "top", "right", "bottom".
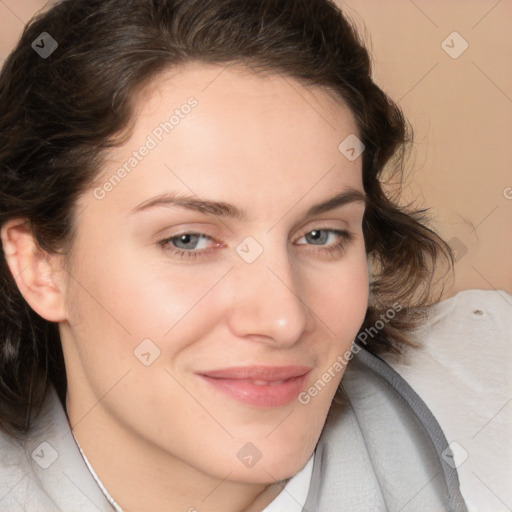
{"left": 301, "top": 252, "right": 369, "bottom": 398}
{"left": 62, "top": 243, "right": 236, "bottom": 391}
{"left": 309, "top": 252, "right": 369, "bottom": 340}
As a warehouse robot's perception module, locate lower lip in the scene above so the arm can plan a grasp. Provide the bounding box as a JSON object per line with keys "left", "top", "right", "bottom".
{"left": 198, "top": 374, "right": 309, "bottom": 407}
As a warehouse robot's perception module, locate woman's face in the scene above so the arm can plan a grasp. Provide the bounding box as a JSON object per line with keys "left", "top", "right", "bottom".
{"left": 60, "top": 63, "right": 369, "bottom": 484}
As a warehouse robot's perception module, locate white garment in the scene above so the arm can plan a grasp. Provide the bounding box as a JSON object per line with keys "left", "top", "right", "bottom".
{"left": 74, "top": 439, "right": 123, "bottom": 512}
{"left": 384, "top": 289, "right": 512, "bottom": 512}
{"left": 248, "top": 456, "right": 314, "bottom": 512}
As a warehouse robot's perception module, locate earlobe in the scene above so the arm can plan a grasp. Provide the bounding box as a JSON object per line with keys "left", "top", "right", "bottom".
{"left": 1, "top": 218, "right": 67, "bottom": 322}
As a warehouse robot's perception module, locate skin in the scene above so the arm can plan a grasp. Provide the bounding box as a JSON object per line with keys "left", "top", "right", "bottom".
{"left": 2, "top": 63, "right": 369, "bottom": 511}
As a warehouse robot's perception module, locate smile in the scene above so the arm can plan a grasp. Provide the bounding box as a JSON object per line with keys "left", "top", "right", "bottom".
{"left": 197, "top": 366, "right": 311, "bottom": 407}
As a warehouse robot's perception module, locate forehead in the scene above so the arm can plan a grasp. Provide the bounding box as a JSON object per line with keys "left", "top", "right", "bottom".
{"left": 87, "top": 63, "right": 363, "bottom": 217}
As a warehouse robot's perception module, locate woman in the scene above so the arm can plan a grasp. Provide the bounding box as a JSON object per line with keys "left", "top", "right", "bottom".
{"left": 0, "top": 0, "right": 468, "bottom": 510}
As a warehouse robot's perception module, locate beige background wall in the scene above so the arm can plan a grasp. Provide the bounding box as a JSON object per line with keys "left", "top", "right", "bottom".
{"left": 1, "top": 0, "right": 511, "bottom": 299}
{"left": 340, "top": 0, "right": 512, "bottom": 299}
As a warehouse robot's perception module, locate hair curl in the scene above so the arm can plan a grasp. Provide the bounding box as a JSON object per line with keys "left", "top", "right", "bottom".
{"left": 0, "top": 0, "right": 453, "bottom": 438}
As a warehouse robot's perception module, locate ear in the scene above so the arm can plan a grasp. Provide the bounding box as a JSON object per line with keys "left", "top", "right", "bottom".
{"left": 1, "top": 218, "right": 67, "bottom": 322}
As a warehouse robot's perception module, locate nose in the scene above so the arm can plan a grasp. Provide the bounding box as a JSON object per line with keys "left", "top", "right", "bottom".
{"left": 225, "top": 243, "right": 314, "bottom": 348}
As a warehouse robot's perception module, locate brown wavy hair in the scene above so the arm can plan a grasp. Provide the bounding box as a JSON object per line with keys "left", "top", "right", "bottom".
{"left": 0, "top": 0, "right": 453, "bottom": 438}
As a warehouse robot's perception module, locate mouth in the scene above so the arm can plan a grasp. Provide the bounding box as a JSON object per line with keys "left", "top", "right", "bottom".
{"left": 196, "top": 365, "right": 311, "bottom": 408}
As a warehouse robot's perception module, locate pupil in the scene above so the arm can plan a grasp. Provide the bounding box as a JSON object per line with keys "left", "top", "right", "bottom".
{"left": 174, "top": 234, "right": 198, "bottom": 249}
{"left": 307, "top": 230, "right": 326, "bottom": 245}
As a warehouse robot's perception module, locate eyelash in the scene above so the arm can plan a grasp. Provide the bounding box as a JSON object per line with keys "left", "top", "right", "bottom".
{"left": 158, "top": 228, "right": 354, "bottom": 261}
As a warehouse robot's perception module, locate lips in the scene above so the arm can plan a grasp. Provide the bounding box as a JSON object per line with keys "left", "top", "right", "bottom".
{"left": 197, "top": 365, "right": 311, "bottom": 407}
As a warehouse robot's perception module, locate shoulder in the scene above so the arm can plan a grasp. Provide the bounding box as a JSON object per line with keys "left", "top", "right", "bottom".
{"left": 305, "top": 344, "right": 469, "bottom": 512}
{"left": 0, "top": 386, "right": 114, "bottom": 511}
{"left": 384, "top": 289, "right": 512, "bottom": 512}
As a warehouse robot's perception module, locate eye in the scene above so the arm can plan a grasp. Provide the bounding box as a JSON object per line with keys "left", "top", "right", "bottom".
{"left": 167, "top": 233, "right": 210, "bottom": 251}
{"left": 297, "top": 229, "right": 339, "bottom": 246}
{"left": 295, "top": 228, "right": 354, "bottom": 257}
{"left": 159, "top": 232, "right": 220, "bottom": 260}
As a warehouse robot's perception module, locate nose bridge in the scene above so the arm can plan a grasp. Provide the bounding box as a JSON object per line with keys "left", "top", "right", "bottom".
{"left": 226, "top": 237, "right": 312, "bottom": 346}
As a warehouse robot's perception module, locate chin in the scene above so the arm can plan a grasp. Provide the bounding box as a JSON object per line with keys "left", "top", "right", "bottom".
{"left": 223, "top": 441, "right": 314, "bottom": 485}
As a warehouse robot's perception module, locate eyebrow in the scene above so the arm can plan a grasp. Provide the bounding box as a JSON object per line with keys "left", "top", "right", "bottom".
{"left": 129, "top": 188, "right": 366, "bottom": 220}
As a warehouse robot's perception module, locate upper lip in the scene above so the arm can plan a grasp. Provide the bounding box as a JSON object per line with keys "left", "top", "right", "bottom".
{"left": 197, "top": 365, "right": 312, "bottom": 381}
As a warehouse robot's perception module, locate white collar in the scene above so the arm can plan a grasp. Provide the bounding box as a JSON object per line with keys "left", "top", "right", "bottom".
{"left": 72, "top": 434, "right": 123, "bottom": 512}
{"left": 262, "top": 454, "right": 314, "bottom": 511}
